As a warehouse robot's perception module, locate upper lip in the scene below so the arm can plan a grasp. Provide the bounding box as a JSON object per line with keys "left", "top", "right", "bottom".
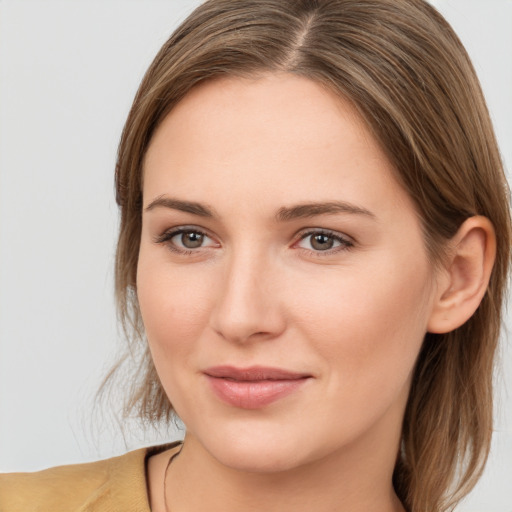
{"left": 204, "top": 365, "right": 311, "bottom": 381}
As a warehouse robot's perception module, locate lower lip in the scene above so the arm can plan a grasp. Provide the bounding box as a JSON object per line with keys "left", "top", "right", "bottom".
{"left": 206, "top": 376, "right": 309, "bottom": 409}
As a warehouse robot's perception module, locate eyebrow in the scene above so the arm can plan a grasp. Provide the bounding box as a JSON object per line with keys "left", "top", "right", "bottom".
{"left": 144, "top": 195, "right": 375, "bottom": 221}
{"left": 275, "top": 202, "right": 375, "bottom": 221}
{"left": 145, "top": 196, "right": 216, "bottom": 217}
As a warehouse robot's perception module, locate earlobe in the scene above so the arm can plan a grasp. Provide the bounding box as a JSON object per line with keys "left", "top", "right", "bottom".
{"left": 427, "top": 216, "right": 496, "bottom": 334}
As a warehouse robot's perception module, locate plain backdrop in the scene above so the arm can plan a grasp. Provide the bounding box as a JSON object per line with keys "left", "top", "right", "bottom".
{"left": 0, "top": 1, "right": 511, "bottom": 510}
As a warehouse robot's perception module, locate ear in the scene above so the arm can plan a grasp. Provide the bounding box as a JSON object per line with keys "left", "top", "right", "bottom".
{"left": 427, "top": 216, "right": 496, "bottom": 334}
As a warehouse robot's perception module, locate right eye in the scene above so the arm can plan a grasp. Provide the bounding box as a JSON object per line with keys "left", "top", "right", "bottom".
{"left": 155, "top": 227, "right": 218, "bottom": 254}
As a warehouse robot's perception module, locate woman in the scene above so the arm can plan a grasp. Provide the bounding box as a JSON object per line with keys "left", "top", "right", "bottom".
{"left": 1, "top": 0, "right": 510, "bottom": 511}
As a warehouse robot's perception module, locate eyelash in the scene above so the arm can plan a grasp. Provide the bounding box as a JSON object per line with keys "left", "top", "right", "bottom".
{"left": 154, "top": 227, "right": 213, "bottom": 256}
{"left": 296, "top": 229, "right": 354, "bottom": 257}
{"left": 154, "top": 226, "right": 354, "bottom": 257}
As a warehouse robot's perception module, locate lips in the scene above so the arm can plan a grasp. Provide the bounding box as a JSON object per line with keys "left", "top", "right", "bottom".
{"left": 204, "top": 365, "right": 312, "bottom": 409}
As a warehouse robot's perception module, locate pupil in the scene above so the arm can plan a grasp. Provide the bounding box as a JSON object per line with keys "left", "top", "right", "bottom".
{"left": 182, "top": 231, "right": 203, "bottom": 248}
{"left": 312, "top": 234, "right": 333, "bottom": 251}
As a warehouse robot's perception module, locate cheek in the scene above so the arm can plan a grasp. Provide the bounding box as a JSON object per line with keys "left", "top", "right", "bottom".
{"left": 291, "top": 254, "right": 432, "bottom": 391}
{"left": 136, "top": 253, "right": 214, "bottom": 361}
{"left": 137, "top": 255, "right": 218, "bottom": 417}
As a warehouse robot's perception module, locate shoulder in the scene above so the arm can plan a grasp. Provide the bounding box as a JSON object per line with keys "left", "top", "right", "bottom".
{"left": 0, "top": 443, "right": 178, "bottom": 512}
{"left": 0, "top": 455, "right": 114, "bottom": 512}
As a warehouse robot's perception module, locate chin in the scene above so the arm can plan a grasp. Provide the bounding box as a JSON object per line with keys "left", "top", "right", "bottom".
{"left": 213, "top": 443, "right": 307, "bottom": 474}
{"left": 190, "top": 422, "right": 326, "bottom": 474}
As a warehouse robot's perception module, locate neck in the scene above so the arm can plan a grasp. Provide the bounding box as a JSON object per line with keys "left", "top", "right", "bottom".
{"left": 162, "top": 430, "right": 405, "bottom": 512}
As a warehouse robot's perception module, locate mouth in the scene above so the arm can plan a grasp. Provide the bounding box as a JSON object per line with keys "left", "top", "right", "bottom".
{"left": 203, "top": 365, "right": 312, "bottom": 409}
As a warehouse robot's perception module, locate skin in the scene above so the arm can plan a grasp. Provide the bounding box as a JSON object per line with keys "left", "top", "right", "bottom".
{"left": 138, "top": 73, "right": 495, "bottom": 512}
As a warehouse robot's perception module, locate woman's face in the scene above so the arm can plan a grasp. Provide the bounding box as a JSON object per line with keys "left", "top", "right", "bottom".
{"left": 138, "top": 73, "right": 441, "bottom": 473}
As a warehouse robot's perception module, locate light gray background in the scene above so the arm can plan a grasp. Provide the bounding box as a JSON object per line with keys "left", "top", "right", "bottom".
{"left": 0, "top": 1, "right": 511, "bottom": 510}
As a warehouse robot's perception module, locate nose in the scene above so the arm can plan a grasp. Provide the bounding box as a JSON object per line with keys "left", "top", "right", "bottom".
{"left": 209, "top": 248, "right": 286, "bottom": 344}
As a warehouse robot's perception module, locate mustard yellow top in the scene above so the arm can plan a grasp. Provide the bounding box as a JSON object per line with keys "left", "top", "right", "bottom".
{"left": 0, "top": 442, "right": 180, "bottom": 512}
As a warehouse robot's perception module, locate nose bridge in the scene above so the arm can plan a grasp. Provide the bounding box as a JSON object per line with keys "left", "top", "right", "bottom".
{"left": 210, "top": 243, "right": 284, "bottom": 343}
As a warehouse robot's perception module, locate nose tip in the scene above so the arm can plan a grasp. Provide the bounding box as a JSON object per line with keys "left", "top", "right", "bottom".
{"left": 213, "top": 316, "right": 277, "bottom": 344}
{"left": 209, "top": 258, "right": 286, "bottom": 344}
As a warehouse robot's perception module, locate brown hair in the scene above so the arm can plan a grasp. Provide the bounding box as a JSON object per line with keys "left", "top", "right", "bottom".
{"left": 110, "top": 0, "right": 511, "bottom": 510}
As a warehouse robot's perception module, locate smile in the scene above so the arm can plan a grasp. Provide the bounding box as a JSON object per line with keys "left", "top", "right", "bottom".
{"left": 204, "top": 366, "right": 312, "bottom": 409}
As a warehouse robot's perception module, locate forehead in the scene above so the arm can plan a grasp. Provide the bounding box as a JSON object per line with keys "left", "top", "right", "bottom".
{"left": 146, "top": 72, "right": 374, "bottom": 164}
{"left": 142, "top": 73, "right": 411, "bottom": 218}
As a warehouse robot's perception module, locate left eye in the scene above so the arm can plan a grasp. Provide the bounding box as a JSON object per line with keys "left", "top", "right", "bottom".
{"left": 296, "top": 231, "right": 352, "bottom": 252}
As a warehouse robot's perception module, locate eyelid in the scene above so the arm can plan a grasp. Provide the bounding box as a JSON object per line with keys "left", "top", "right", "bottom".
{"left": 294, "top": 228, "right": 354, "bottom": 255}
{"left": 153, "top": 225, "right": 354, "bottom": 257}
{"left": 153, "top": 225, "right": 219, "bottom": 254}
